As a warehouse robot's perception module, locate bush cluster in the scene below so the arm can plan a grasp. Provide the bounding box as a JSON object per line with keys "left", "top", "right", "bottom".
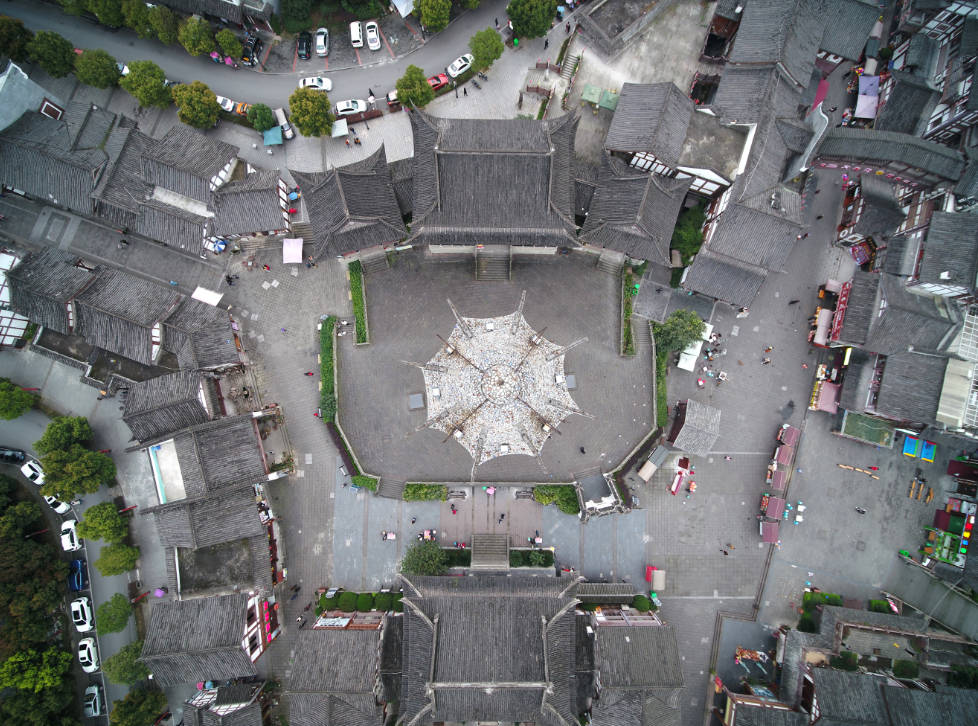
{"left": 532, "top": 485, "right": 580, "bottom": 515}
{"left": 349, "top": 261, "right": 368, "bottom": 343}
{"left": 351, "top": 475, "right": 377, "bottom": 491}
{"left": 320, "top": 316, "right": 336, "bottom": 421}
{"left": 631, "top": 595, "right": 651, "bottom": 612}
{"left": 403, "top": 483, "right": 448, "bottom": 501}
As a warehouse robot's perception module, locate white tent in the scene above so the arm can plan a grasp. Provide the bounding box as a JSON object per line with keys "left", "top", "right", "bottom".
{"left": 283, "top": 238, "right": 304, "bottom": 264}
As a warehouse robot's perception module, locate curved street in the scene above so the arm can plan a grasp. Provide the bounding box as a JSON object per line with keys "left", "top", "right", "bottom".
{"left": 4, "top": 0, "right": 512, "bottom": 110}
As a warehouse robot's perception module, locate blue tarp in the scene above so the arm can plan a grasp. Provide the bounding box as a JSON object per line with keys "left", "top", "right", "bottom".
{"left": 263, "top": 126, "right": 283, "bottom": 146}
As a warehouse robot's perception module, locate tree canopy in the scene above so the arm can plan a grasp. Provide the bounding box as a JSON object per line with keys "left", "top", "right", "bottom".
{"left": 395, "top": 64, "right": 435, "bottom": 108}
{"left": 109, "top": 686, "right": 167, "bottom": 726}
{"left": 120, "top": 59, "right": 172, "bottom": 108}
{"left": 0, "top": 648, "right": 73, "bottom": 692}
{"left": 507, "top": 0, "right": 557, "bottom": 38}
{"left": 121, "top": 0, "right": 155, "bottom": 39}
{"left": 101, "top": 640, "right": 149, "bottom": 685}
{"left": 35, "top": 416, "right": 93, "bottom": 455}
{"left": 400, "top": 540, "right": 447, "bottom": 576}
{"left": 77, "top": 501, "right": 128, "bottom": 543}
{"left": 39, "top": 445, "right": 115, "bottom": 501}
{"left": 418, "top": 0, "right": 451, "bottom": 33}
{"left": 0, "top": 378, "right": 35, "bottom": 420}
{"left": 178, "top": 16, "right": 215, "bottom": 57}
{"left": 469, "top": 27, "right": 504, "bottom": 70}
{"left": 288, "top": 87, "right": 334, "bottom": 137}
{"left": 653, "top": 309, "right": 705, "bottom": 353}
{"left": 247, "top": 103, "right": 277, "bottom": 132}
{"left": 0, "top": 16, "right": 34, "bottom": 63}
{"left": 172, "top": 81, "right": 220, "bottom": 129}
{"left": 147, "top": 5, "right": 179, "bottom": 45}
{"left": 215, "top": 28, "right": 243, "bottom": 59}
{"left": 74, "top": 49, "right": 122, "bottom": 89}
{"left": 96, "top": 593, "right": 133, "bottom": 635}
{"left": 26, "top": 31, "right": 76, "bottom": 79}
{"left": 88, "top": 0, "right": 125, "bottom": 27}
{"left": 94, "top": 543, "right": 140, "bottom": 577}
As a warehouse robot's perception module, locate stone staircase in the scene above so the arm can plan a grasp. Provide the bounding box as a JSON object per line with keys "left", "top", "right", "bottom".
{"left": 376, "top": 479, "right": 405, "bottom": 499}
{"left": 290, "top": 221, "right": 314, "bottom": 239}
{"left": 596, "top": 251, "right": 624, "bottom": 277}
{"left": 360, "top": 252, "right": 388, "bottom": 275}
{"left": 475, "top": 246, "right": 511, "bottom": 281}
{"left": 634, "top": 319, "right": 652, "bottom": 347}
{"left": 470, "top": 533, "right": 510, "bottom": 569}
{"left": 560, "top": 35, "right": 582, "bottom": 80}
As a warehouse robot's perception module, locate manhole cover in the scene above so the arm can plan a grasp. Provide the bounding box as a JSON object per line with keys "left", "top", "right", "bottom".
{"left": 855, "top": 540, "right": 866, "bottom": 551}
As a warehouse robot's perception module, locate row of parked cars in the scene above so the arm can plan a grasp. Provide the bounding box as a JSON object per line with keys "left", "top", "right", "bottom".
{"left": 1, "top": 447, "right": 104, "bottom": 716}
{"left": 296, "top": 21, "right": 383, "bottom": 60}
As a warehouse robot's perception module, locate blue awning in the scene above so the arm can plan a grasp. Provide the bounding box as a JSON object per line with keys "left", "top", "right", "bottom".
{"left": 263, "top": 126, "right": 283, "bottom": 146}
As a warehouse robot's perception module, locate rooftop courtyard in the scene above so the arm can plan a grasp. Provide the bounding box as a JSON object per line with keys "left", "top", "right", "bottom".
{"left": 336, "top": 251, "right": 655, "bottom": 483}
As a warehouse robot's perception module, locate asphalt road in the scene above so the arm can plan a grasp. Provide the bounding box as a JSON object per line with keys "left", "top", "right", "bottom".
{"left": 6, "top": 1, "right": 510, "bottom": 109}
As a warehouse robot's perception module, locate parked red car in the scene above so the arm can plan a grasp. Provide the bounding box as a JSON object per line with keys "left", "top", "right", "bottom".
{"left": 427, "top": 73, "right": 450, "bottom": 92}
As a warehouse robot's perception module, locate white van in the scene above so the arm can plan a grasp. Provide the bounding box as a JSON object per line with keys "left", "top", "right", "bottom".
{"left": 350, "top": 21, "right": 363, "bottom": 48}
{"left": 273, "top": 107, "right": 294, "bottom": 140}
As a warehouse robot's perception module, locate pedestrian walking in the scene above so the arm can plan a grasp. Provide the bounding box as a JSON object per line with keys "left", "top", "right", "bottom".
{"left": 495, "top": 17, "right": 499, "bottom": 28}
{"left": 354, "top": 137, "right": 361, "bottom": 146}
{"left": 764, "top": 346, "right": 774, "bottom": 353}
{"left": 801, "top": 363, "right": 809, "bottom": 369}
{"left": 263, "top": 263, "right": 271, "bottom": 271}
{"left": 544, "top": 39, "right": 549, "bottom": 49}
{"left": 855, "top": 507, "right": 867, "bottom": 514}
{"left": 828, "top": 106, "right": 837, "bottom": 112}
{"left": 463, "top": 87, "right": 468, "bottom": 96}
{"left": 724, "top": 456, "right": 733, "bottom": 461}
{"left": 816, "top": 214, "right": 823, "bottom": 220}
{"left": 761, "top": 357, "right": 771, "bottom": 365}
{"left": 411, "top": 516, "right": 417, "bottom": 524}
{"left": 814, "top": 189, "right": 821, "bottom": 194}
{"left": 579, "top": 446, "right": 586, "bottom": 454}
{"left": 788, "top": 299, "right": 800, "bottom": 305}
{"left": 281, "top": 328, "right": 287, "bottom": 333}
{"left": 345, "top": 139, "right": 351, "bottom": 147}
{"left": 566, "top": 21, "right": 571, "bottom": 33}
{"left": 225, "top": 275, "right": 235, "bottom": 286}
{"left": 722, "top": 550, "right": 729, "bottom": 556}
{"left": 801, "top": 233, "right": 809, "bottom": 239}
{"left": 726, "top": 543, "right": 735, "bottom": 549}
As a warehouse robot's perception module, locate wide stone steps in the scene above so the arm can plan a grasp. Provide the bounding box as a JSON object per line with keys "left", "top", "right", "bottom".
{"left": 376, "top": 479, "right": 405, "bottom": 499}
{"left": 634, "top": 319, "right": 652, "bottom": 346}
{"left": 596, "top": 252, "right": 623, "bottom": 277}
{"left": 470, "top": 533, "right": 510, "bottom": 569}
{"left": 360, "top": 253, "right": 388, "bottom": 275}
{"left": 476, "top": 256, "right": 510, "bottom": 280}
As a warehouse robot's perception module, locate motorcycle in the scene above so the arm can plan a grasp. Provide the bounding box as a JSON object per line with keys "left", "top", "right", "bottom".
{"left": 472, "top": 79, "right": 481, "bottom": 89}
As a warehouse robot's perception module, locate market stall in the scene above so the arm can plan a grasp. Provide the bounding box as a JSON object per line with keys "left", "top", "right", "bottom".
{"left": 760, "top": 520, "right": 780, "bottom": 543}
{"left": 777, "top": 424, "right": 800, "bottom": 446}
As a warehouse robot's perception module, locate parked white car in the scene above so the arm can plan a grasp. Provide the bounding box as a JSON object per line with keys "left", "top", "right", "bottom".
{"left": 77, "top": 637, "right": 99, "bottom": 673}
{"left": 20, "top": 459, "right": 44, "bottom": 485}
{"left": 365, "top": 21, "right": 381, "bottom": 51}
{"left": 334, "top": 99, "right": 367, "bottom": 116}
{"left": 83, "top": 684, "right": 104, "bottom": 717}
{"left": 60, "top": 519, "right": 81, "bottom": 552}
{"left": 299, "top": 76, "right": 332, "bottom": 91}
{"left": 315, "top": 26, "right": 329, "bottom": 57}
{"left": 215, "top": 95, "right": 235, "bottom": 113}
{"left": 70, "top": 596, "right": 94, "bottom": 633}
{"left": 44, "top": 495, "right": 71, "bottom": 515}
{"left": 447, "top": 53, "right": 474, "bottom": 78}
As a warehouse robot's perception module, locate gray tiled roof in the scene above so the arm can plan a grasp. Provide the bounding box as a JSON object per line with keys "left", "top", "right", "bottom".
{"left": 184, "top": 700, "right": 263, "bottom": 726}
{"left": 669, "top": 400, "right": 721, "bottom": 455}
{"left": 213, "top": 169, "right": 284, "bottom": 237}
{"left": 839, "top": 349, "right": 874, "bottom": 412}
{"left": 713, "top": 66, "right": 786, "bottom": 125}
{"left": 140, "top": 593, "right": 257, "bottom": 687}
{"left": 123, "top": 371, "right": 209, "bottom": 442}
{"left": 708, "top": 193, "right": 803, "bottom": 272}
{"left": 904, "top": 33, "right": 939, "bottom": 80}
{"left": 6, "top": 249, "right": 95, "bottom": 335}
{"left": 853, "top": 174, "right": 906, "bottom": 239}
{"left": 74, "top": 268, "right": 183, "bottom": 366}
{"left": 573, "top": 582, "right": 636, "bottom": 604}
{"left": 880, "top": 234, "right": 919, "bottom": 277}
{"left": 729, "top": 0, "right": 826, "bottom": 86}
{"left": 821, "top": 0, "right": 880, "bottom": 60}
{"left": 875, "top": 72, "right": 940, "bottom": 136}
{"left": 143, "top": 126, "right": 237, "bottom": 203}
{"left": 810, "top": 669, "right": 888, "bottom": 724}
{"left": 288, "top": 628, "right": 381, "bottom": 693}
{"left": 594, "top": 626, "right": 683, "bottom": 688}
{"left": 150, "top": 485, "right": 264, "bottom": 549}
{"left": 163, "top": 299, "right": 239, "bottom": 371}
{"left": 580, "top": 158, "right": 691, "bottom": 264}
{"left": 163, "top": 416, "right": 267, "bottom": 498}
{"left": 292, "top": 145, "right": 406, "bottom": 258}
{"left": 731, "top": 706, "right": 809, "bottom": 726}
{"left": 683, "top": 250, "right": 768, "bottom": 308}
{"left": 817, "top": 128, "right": 966, "bottom": 183}
{"left": 408, "top": 109, "right": 578, "bottom": 248}
{"left": 0, "top": 104, "right": 113, "bottom": 213}
{"left": 603, "top": 83, "right": 694, "bottom": 167}
{"left": 154, "top": 0, "right": 271, "bottom": 23}
{"left": 884, "top": 685, "right": 978, "bottom": 725}
{"left": 838, "top": 271, "right": 880, "bottom": 345}
{"left": 875, "top": 351, "right": 949, "bottom": 424}
{"left": 917, "top": 211, "right": 978, "bottom": 291}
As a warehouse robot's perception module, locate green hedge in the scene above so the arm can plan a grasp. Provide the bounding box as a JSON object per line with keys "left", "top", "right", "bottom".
{"left": 337, "top": 591, "right": 358, "bottom": 612}
{"left": 655, "top": 349, "right": 669, "bottom": 428}
{"left": 319, "top": 316, "right": 336, "bottom": 421}
{"left": 374, "top": 592, "right": 393, "bottom": 611}
{"left": 510, "top": 550, "right": 526, "bottom": 567}
{"left": 803, "top": 591, "right": 843, "bottom": 611}
{"left": 893, "top": 660, "right": 919, "bottom": 679}
{"left": 444, "top": 548, "right": 472, "bottom": 567}
{"left": 352, "top": 475, "right": 377, "bottom": 491}
{"left": 404, "top": 483, "right": 448, "bottom": 501}
{"left": 797, "top": 613, "right": 818, "bottom": 632}
{"left": 868, "top": 599, "right": 891, "bottom": 613}
{"left": 393, "top": 592, "right": 403, "bottom": 612}
{"left": 509, "top": 549, "right": 554, "bottom": 567}
{"left": 533, "top": 485, "right": 580, "bottom": 515}
{"left": 632, "top": 595, "right": 651, "bottom": 612}
{"left": 356, "top": 592, "right": 375, "bottom": 612}
{"left": 622, "top": 271, "right": 635, "bottom": 356}
{"left": 349, "top": 261, "right": 367, "bottom": 343}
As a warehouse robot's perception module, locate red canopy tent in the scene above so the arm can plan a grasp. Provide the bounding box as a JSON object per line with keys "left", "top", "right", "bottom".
{"left": 761, "top": 521, "right": 780, "bottom": 543}
{"left": 769, "top": 469, "right": 787, "bottom": 491}
{"left": 766, "top": 497, "right": 786, "bottom": 519}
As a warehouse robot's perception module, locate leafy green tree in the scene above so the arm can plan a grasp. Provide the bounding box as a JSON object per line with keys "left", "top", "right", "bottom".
{"left": 247, "top": 103, "right": 276, "bottom": 132}
{"left": 288, "top": 87, "right": 333, "bottom": 137}
{"left": 26, "top": 31, "right": 76, "bottom": 79}
{"left": 418, "top": 0, "right": 451, "bottom": 33}
{"left": 57, "top": 0, "right": 88, "bottom": 16}
{"left": 400, "top": 540, "right": 447, "bottom": 576}
{"left": 395, "top": 64, "right": 434, "bottom": 108}
{"left": 178, "top": 16, "right": 215, "bottom": 57}
{"left": 374, "top": 592, "right": 393, "bottom": 611}
{"left": 0, "top": 378, "right": 35, "bottom": 420}
{"left": 281, "top": 0, "right": 314, "bottom": 23}
{"left": 0, "top": 648, "right": 73, "bottom": 692}
{"left": 462, "top": 0, "right": 480, "bottom": 7}
{"left": 507, "top": 0, "right": 557, "bottom": 38}
{"left": 121, "top": 0, "right": 155, "bottom": 39}
{"left": 671, "top": 203, "right": 706, "bottom": 263}
{"left": 0, "top": 680, "right": 74, "bottom": 726}
{"left": 40, "top": 446, "right": 115, "bottom": 500}
{"left": 0, "top": 16, "right": 34, "bottom": 63}
{"left": 94, "top": 543, "right": 140, "bottom": 576}
{"left": 469, "top": 27, "right": 503, "bottom": 70}
{"left": 172, "top": 81, "right": 220, "bottom": 129}
{"left": 77, "top": 501, "right": 128, "bottom": 543}
{"left": 34, "top": 416, "right": 93, "bottom": 456}
{"left": 356, "top": 592, "right": 375, "bottom": 611}
{"left": 120, "top": 59, "right": 172, "bottom": 108}
{"left": 96, "top": 593, "right": 133, "bottom": 635}
{"left": 74, "top": 49, "right": 122, "bottom": 89}
{"left": 215, "top": 28, "right": 242, "bottom": 58}
{"left": 109, "top": 686, "right": 167, "bottom": 726}
{"left": 102, "top": 641, "right": 149, "bottom": 686}
{"left": 148, "top": 5, "right": 179, "bottom": 45}
{"left": 337, "top": 591, "right": 357, "bottom": 612}
{"left": 88, "top": 0, "right": 125, "bottom": 27}
{"left": 652, "top": 309, "right": 705, "bottom": 353}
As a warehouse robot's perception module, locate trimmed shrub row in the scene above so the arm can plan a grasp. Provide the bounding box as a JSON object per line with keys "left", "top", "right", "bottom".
{"left": 533, "top": 485, "right": 580, "bottom": 515}
{"left": 403, "top": 483, "right": 448, "bottom": 501}
{"left": 320, "top": 316, "right": 336, "bottom": 421}
{"left": 317, "top": 590, "right": 397, "bottom": 615}
{"left": 509, "top": 549, "right": 554, "bottom": 567}
{"left": 352, "top": 475, "right": 378, "bottom": 491}
{"left": 349, "top": 261, "right": 368, "bottom": 344}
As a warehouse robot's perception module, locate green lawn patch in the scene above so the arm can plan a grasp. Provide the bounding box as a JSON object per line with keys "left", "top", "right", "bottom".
{"left": 403, "top": 483, "right": 448, "bottom": 501}
{"left": 893, "top": 660, "right": 919, "bottom": 679}
{"left": 803, "top": 591, "right": 843, "bottom": 610}
{"left": 349, "top": 260, "right": 368, "bottom": 343}
{"left": 868, "top": 599, "right": 891, "bottom": 613}
{"left": 622, "top": 270, "right": 635, "bottom": 356}
{"left": 533, "top": 485, "right": 580, "bottom": 515}
{"left": 655, "top": 350, "right": 669, "bottom": 428}
{"left": 830, "top": 651, "right": 858, "bottom": 671}
{"left": 352, "top": 475, "right": 377, "bottom": 491}
{"left": 319, "top": 316, "right": 336, "bottom": 421}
